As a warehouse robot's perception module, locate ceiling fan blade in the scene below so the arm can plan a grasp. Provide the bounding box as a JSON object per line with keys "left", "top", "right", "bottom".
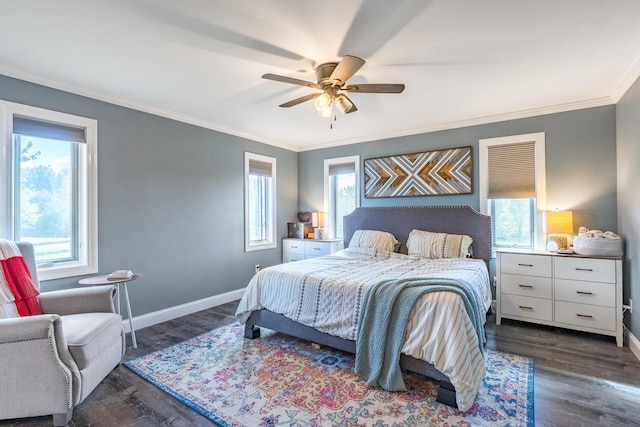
{"left": 279, "top": 93, "right": 321, "bottom": 108}
{"left": 344, "top": 83, "right": 405, "bottom": 93}
{"left": 330, "top": 55, "right": 366, "bottom": 86}
{"left": 262, "top": 73, "right": 321, "bottom": 89}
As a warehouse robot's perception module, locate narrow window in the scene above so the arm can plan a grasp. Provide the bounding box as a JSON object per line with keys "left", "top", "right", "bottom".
{"left": 479, "top": 133, "right": 546, "bottom": 253}
{"left": 245, "top": 152, "right": 276, "bottom": 251}
{"left": 1, "top": 101, "right": 98, "bottom": 280}
{"left": 324, "top": 156, "right": 360, "bottom": 239}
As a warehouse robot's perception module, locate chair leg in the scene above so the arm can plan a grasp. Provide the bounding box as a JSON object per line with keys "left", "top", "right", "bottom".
{"left": 52, "top": 408, "right": 73, "bottom": 426}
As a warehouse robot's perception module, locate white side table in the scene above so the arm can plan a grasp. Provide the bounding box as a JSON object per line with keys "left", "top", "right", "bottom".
{"left": 78, "top": 273, "right": 141, "bottom": 349}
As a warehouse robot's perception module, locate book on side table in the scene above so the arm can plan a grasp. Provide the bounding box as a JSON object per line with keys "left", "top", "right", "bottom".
{"left": 107, "top": 270, "right": 133, "bottom": 280}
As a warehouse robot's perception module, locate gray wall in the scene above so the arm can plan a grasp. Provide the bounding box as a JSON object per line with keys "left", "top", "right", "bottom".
{"left": 299, "top": 106, "right": 618, "bottom": 295}
{"left": 0, "top": 74, "right": 298, "bottom": 317}
{"left": 299, "top": 105, "right": 618, "bottom": 235}
{"left": 616, "top": 75, "right": 640, "bottom": 339}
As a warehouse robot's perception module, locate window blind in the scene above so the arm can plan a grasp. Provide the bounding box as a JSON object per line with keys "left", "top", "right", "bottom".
{"left": 249, "top": 159, "right": 273, "bottom": 177}
{"left": 13, "top": 116, "right": 86, "bottom": 143}
{"left": 487, "top": 141, "right": 536, "bottom": 198}
{"left": 328, "top": 162, "right": 355, "bottom": 176}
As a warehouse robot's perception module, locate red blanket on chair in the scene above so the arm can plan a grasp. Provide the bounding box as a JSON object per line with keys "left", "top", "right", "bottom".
{"left": 0, "top": 239, "right": 42, "bottom": 318}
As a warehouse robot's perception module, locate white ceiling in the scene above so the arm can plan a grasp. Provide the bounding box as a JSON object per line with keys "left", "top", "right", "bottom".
{"left": 2, "top": 0, "right": 640, "bottom": 152}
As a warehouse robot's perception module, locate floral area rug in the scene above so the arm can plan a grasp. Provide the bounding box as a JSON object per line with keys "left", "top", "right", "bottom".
{"left": 125, "top": 323, "right": 534, "bottom": 427}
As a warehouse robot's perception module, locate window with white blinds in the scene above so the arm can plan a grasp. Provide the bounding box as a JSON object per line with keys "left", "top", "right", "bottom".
{"left": 479, "top": 133, "right": 546, "bottom": 251}
{"left": 1, "top": 101, "right": 98, "bottom": 281}
{"left": 245, "top": 152, "right": 276, "bottom": 251}
{"left": 324, "top": 156, "right": 360, "bottom": 239}
{"left": 487, "top": 141, "right": 536, "bottom": 199}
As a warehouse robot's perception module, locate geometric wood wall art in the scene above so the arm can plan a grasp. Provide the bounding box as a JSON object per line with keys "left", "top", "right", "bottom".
{"left": 364, "top": 146, "right": 472, "bottom": 198}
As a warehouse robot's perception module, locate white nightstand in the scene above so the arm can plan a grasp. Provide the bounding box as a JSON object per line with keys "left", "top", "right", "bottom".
{"left": 496, "top": 249, "right": 623, "bottom": 347}
{"left": 282, "top": 238, "right": 343, "bottom": 263}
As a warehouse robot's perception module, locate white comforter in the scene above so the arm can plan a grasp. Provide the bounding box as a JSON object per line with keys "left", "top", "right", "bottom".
{"left": 235, "top": 247, "right": 492, "bottom": 411}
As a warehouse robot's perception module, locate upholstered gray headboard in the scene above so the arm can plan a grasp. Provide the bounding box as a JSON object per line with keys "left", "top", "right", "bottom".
{"left": 343, "top": 206, "right": 492, "bottom": 262}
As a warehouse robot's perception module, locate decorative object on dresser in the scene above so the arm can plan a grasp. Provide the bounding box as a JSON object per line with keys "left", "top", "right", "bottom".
{"left": 313, "top": 210, "right": 327, "bottom": 239}
{"left": 282, "top": 238, "right": 343, "bottom": 262}
{"left": 542, "top": 210, "right": 573, "bottom": 251}
{"left": 573, "top": 227, "right": 624, "bottom": 257}
{"left": 496, "top": 249, "right": 623, "bottom": 347}
{"left": 363, "top": 146, "right": 472, "bottom": 198}
{"left": 287, "top": 222, "right": 312, "bottom": 239}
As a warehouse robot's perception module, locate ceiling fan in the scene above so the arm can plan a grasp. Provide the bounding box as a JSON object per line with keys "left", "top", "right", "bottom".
{"left": 262, "top": 55, "right": 405, "bottom": 120}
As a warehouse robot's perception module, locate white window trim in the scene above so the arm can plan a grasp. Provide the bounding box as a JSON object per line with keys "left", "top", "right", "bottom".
{"left": 0, "top": 100, "right": 98, "bottom": 280}
{"left": 324, "top": 155, "right": 360, "bottom": 239}
{"left": 479, "top": 132, "right": 546, "bottom": 252}
{"left": 244, "top": 152, "right": 277, "bottom": 252}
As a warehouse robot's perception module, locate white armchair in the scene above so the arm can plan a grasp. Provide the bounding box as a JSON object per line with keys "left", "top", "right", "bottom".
{"left": 0, "top": 242, "right": 124, "bottom": 426}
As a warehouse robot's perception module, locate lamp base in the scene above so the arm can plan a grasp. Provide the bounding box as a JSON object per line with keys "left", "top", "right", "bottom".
{"left": 314, "top": 227, "right": 327, "bottom": 240}
{"left": 547, "top": 235, "right": 567, "bottom": 251}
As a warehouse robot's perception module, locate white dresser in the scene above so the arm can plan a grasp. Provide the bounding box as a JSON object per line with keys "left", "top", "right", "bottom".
{"left": 282, "top": 238, "right": 343, "bottom": 263}
{"left": 496, "top": 249, "right": 623, "bottom": 347}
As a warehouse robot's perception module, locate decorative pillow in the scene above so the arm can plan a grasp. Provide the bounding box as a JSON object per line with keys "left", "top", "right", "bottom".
{"left": 406, "top": 229, "right": 473, "bottom": 259}
{"left": 348, "top": 230, "right": 399, "bottom": 253}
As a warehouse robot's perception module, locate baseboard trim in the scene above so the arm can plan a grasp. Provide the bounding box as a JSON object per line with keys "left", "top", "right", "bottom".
{"left": 122, "top": 288, "right": 245, "bottom": 333}
{"left": 627, "top": 327, "right": 640, "bottom": 362}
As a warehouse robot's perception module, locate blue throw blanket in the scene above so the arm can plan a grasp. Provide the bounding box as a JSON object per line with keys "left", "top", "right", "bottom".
{"left": 354, "top": 277, "right": 485, "bottom": 391}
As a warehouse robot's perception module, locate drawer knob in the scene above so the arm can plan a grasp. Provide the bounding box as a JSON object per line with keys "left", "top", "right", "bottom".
{"left": 313, "top": 248, "right": 321, "bottom": 250}
{"left": 576, "top": 291, "right": 593, "bottom": 295}
{"left": 518, "top": 284, "right": 533, "bottom": 288}
{"left": 575, "top": 268, "right": 593, "bottom": 272}
{"left": 518, "top": 305, "right": 534, "bottom": 310}
{"left": 291, "top": 246, "right": 298, "bottom": 249}
{"left": 576, "top": 313, "right": 593, "bottom": 318}
{"left": 518, "top": 263, "right": 534, "bottom": 267}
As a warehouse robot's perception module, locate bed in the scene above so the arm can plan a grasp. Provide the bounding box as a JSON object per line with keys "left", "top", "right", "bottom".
{"left": 235, "top": 205, "right": 492, "bottom": 411}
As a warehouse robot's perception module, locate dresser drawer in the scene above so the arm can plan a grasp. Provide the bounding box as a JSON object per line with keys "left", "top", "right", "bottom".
{"left": 500, "top": 253, "right": 552, "bottom": 277}
{"left": 283, "top": 239, "right": 305, "bottom": 254}
{"left": 500, "top": 294, "right": 552, "bottom": 322}
{"left": 554, "top": 301, "right": 616, "bottom": 331}
{"left": 305, "top": 241, "right": 336, "bottom": 257}
{"left": 554, "top": 257, "right": 615, "bottom": 283}
{"left": 283, "top": 253, "right": 305, "bottom": 262}
{"left": 555, "top": 279, "right": 615, "bottom": 307}
{"left": 501, "top": 273, "right": 552, "bottom": 299}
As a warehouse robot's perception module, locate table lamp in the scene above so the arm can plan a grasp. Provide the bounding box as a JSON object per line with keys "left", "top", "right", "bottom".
{"left": 314, "top": 211, "right": 327, "bottom": 240}
{"left": 543, "top": 210, "right": 573, "bottom": 251}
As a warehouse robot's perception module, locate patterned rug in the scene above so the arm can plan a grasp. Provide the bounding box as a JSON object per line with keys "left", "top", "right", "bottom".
{"left": 126, "top": 323, "right": 534, "bottom": 427}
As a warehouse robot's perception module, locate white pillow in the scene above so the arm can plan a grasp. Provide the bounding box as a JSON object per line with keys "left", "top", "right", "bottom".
{"left": 348, "top": 230, "right": 399, "bottom": 253}
{"left": 406, "top": 229, "right": 473, "bottom": 259}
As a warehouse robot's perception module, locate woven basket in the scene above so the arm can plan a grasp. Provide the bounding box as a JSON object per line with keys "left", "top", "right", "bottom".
{"left": 573, "top": 236, "right": 623, "bottom": 257}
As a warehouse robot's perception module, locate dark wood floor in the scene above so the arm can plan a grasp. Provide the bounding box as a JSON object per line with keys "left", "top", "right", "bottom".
{"left": 3, "top": 301, "right": 640, "bottom": 427}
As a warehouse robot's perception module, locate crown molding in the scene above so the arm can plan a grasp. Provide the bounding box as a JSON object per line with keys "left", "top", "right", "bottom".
{"left": 610, "top": 55, "right": 640, "bottom": 103}
{"left": 0, "top": 66, "right": 618, "bottom": 153}
{"left": 0, "top": 66, "right": 299, "bottom": 152}
{"left": 298, "top": 96, "right": 615, "bottom": 151}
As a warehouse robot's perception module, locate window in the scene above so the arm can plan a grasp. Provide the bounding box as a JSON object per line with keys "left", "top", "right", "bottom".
{"left": 479, "top": 133, "right": 546, "bottom": 253}
{"left": 1, "top": 101, "right": 98, "bottom": 280}
{"left": 324, "top": 156, "right": 360, "bottom": 239}
{"left": 245, "top": 152, "right": 276, "bottom": 251}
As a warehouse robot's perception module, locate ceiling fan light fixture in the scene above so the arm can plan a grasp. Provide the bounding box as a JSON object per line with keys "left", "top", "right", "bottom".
{"left": 314, "top": 93, "right": 333, "bottom": 112}
{"left": 318, "top": 104, "right": 333, "bottom": 118}
{"left": 335, "top": 94, "right": 354, "bottom": 114}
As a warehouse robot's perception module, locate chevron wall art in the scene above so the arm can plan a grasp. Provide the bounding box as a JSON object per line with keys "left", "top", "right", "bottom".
{"left": 364, "top": 146, "right": 472, "bottom": 198}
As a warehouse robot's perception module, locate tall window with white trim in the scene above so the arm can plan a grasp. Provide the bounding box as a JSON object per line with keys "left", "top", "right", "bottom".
{"left": 479, "top": 133, "right": 546, "bottom": 252}
{"left": 324, "top": 156, "right": 360, "bottom": 239}
{"left": 245, "top": 152, "right": 276, "bottom": 251}
{"left": 1, "top": 101, "right": 98, "bottom": 280}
